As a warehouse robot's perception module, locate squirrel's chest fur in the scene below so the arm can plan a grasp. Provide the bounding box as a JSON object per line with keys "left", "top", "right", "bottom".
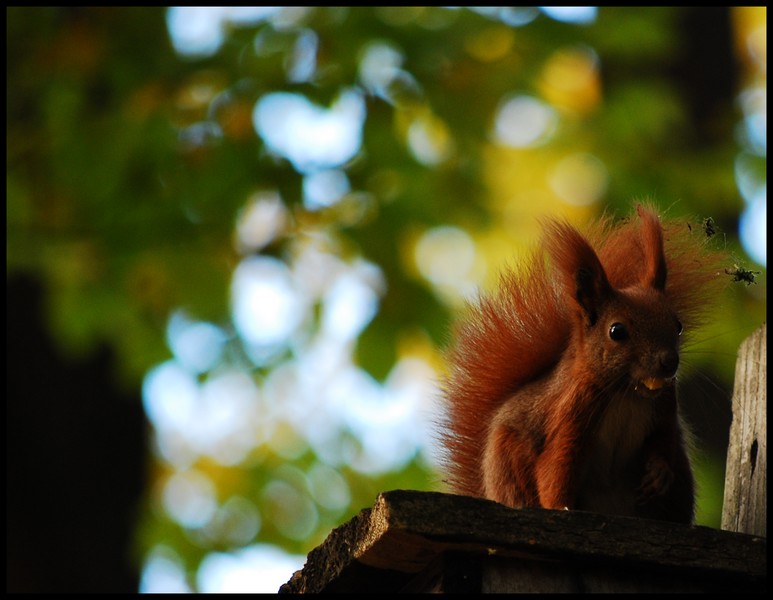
{"left": 575, "top": 391, "right": 655, "bottom": 514}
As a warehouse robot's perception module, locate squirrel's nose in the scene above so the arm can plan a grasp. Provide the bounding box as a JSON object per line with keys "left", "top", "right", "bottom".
{"left": 658, "top": 349, "right": 679, "bottom": 377}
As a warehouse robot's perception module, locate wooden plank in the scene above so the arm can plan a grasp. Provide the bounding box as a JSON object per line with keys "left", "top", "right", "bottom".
{"left": 279, "top": 490, "right": 766, "bottom": 593}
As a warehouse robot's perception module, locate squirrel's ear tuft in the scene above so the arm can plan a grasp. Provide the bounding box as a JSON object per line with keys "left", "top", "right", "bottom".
{"left": 543, "top": 219, "right": 611, "bottom": 326}
{"left": 636, "top": 205, "right": 667, "bottom": 291}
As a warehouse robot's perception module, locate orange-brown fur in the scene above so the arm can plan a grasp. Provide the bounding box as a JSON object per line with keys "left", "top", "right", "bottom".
{"left": 440, "top": 205, "right": 727, "bottom": 523}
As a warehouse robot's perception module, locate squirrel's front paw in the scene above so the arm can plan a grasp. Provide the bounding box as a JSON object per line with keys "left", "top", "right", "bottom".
{"left": 636, "top": 456, "right": 673, "bottom": 504}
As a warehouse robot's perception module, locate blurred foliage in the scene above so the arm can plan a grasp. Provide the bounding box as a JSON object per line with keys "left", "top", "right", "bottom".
{"left": 7, "top": 6, "right": 766, "bottom": 591}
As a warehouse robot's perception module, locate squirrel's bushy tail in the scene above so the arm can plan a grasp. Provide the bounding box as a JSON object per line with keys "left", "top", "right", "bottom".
{"left": 439, "top": 205, "right": 728, "bottom": 498}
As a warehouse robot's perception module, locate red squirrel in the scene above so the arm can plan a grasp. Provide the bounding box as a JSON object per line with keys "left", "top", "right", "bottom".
{"left": 440, "top": 205, "right": 728, "bottom": 523}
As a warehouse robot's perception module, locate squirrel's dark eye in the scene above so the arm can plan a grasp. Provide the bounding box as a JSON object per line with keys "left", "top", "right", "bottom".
{"left": 676, "top": 320, "right": 683, "bottom": 336}
{"left": 609, "top": 322, "right": 629, "bottom": 341}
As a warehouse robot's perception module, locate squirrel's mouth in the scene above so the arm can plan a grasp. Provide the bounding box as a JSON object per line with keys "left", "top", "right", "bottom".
{"left": 641, "top": 377, "right": 666, "bottom": 391}
{"left": 635, "top": 376, "right": 675, "bottom": 395}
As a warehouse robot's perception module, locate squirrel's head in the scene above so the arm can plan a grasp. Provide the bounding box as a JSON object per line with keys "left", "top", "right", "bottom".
{"left": 544, "top": 206, "right": 683, "bottom": 396}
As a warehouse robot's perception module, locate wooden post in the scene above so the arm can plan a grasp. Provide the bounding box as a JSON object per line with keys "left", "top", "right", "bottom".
{"left": 721, "top": 323, "right": 766, "bottom": 537}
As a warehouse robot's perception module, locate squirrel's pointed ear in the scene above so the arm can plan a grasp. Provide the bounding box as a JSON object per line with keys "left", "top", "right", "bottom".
{"left": 544, "top": 219, "right": 611, "bottom": 327}
{"left": 636, "top": 205, "right": 667, "bottom": 291}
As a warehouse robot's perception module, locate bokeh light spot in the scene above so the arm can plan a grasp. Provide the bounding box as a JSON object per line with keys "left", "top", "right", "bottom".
{"left": 196, "top": 544, "right": 305, "bottom": 593}
{"left": 548, "top": 153, "right": 608, "bottom": 206}
{"left": 162, "top": 469, "right": 217, "bottom": 529}
{"left": 231, "top": 256, "right": 305, "bottom": 349}
{"left": 494, "top": 95, "right": 558, "bottom": 148}
{"left": 415, "top": 226, "right": 479, "bottom": 301}
{"left": 253, "top": 90, "right": 365, "bottom": 173}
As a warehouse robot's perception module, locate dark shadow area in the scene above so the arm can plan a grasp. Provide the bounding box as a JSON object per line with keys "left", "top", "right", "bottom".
{"left": 6, "top": 274, "right": 147, "bottom": 592}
